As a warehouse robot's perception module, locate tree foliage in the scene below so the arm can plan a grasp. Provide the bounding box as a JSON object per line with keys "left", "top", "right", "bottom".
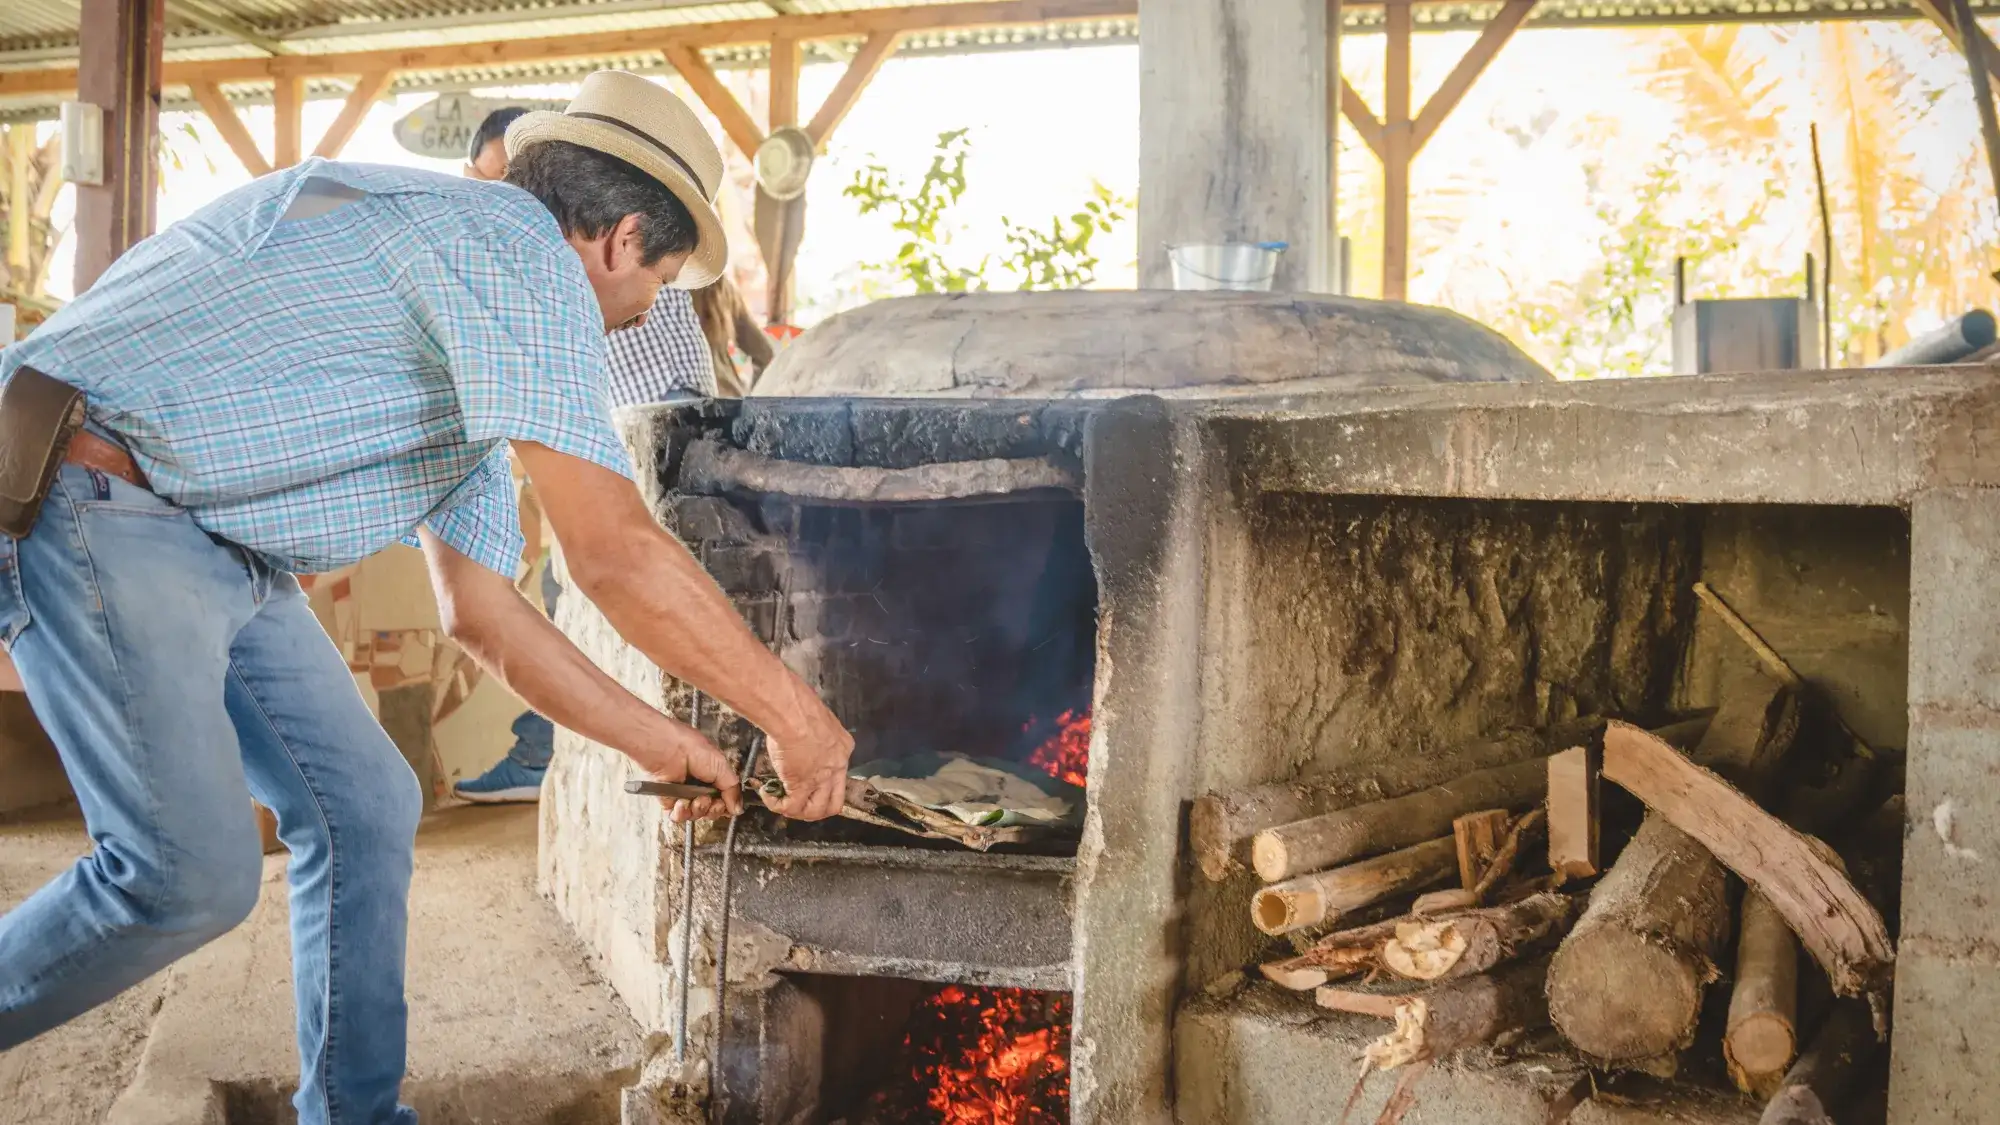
{"left": 844, "top": 129, "right": 1132, "bottom": 295}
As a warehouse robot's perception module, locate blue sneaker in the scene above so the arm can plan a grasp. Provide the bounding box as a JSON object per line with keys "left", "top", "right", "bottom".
{"left": 454, "top": 758, "right": 547, "bottom": 804}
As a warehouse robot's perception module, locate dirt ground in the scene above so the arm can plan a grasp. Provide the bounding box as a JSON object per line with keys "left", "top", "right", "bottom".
{"left": 0, "top": 802, "right": 644, "bottom": 1125}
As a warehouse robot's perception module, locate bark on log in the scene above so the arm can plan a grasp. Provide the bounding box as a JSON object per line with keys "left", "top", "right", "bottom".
{"left": 1251, "top": 758, "right": 1550, "bottom": 884}
{"left": 1326, "top": 955, "right": 1554, "bottom": 1071}
{"left": 1726, "top": 890, "right": 1800, "bottom": 1098}
{"left": 1380, "top": 892, "right": 1578, "bottom": 981}
{"left": 1251, "top": 837, "right": 1459, "bottom": 936}
{"left": 1546, "top": 677, "right": 1801, "bottom": 1071}
{"left": 1191, "top": 776, "right": 1363, "bottom": 883}
{"left": 1757, "top": 998, "right": 1881, "bottom": 1125}
{"left": 1600, "top": 720, "right": 1894, "bottom": 1005}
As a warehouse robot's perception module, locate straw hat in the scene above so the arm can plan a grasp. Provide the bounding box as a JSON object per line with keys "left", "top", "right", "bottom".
{"left": 505, "top": 70, "right": 727, "bottom": 289}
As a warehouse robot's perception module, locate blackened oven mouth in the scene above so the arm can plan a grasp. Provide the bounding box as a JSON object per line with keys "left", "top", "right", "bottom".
{"left": 745, "top": 497, "right": 1098, "bottom": 858}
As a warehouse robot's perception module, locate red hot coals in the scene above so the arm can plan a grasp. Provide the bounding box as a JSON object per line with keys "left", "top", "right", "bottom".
{"left": 1025, "top": 710, "right": 1090, "bottom": 789}
{"left": 858, "top": 985, "right": 1071, "bottom": 1125}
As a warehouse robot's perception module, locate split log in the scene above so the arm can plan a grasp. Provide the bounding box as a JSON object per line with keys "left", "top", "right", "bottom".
{"left": 1251, "top": 837, "right": 1458, "bottom": 936}
{"left": 1251, "top": 757, "right": 1550, "bottom": 884}
{"left": 1469, "top": 807, "right": 1544, "bottom": 903}
{"left": 1601, "top": 719, "right": 1894, "bottom": 1004}
{"left": 1380, "top": 892, "right": 1578, "bottom": 981}
{"left": 1453, "top": 809, "right": 1512, "bottom": 889}
{"left": 1726, "top": 890, "right": 1800, "bottom": 1098}
{"left": 1757, "top": 998, "right": 1881, "bottom": 1125}
{"left": 1547, "top": 744, "right": 1602, "bottom": 882}
{"left": 1322, "top": 955, "right": 1554, "bottom": 1071}
{"left": 1546, "top": 677, "right": 1801, "bottom": 1071}
{"left": 1259, "top": 913, "right": 1428, "bottom": 990}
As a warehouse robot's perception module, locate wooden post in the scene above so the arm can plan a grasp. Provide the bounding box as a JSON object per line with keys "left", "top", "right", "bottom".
{"left": 73, "top": 0, "right": 166, "bottom": 293}
{"left": 1381, "top": 0, "right": 1412, "bottom": 302}
{"left": 6, "top": 127, "right": 31, "bottom": 282}
{"left": 768, "top": 36, "right": 800, "bottom": 132}
{"left": 272, "top": 74, "right": 305, "bottom": 168}
{"left": 763, "top": 35, "right": 804, "bottom": 327}
{"left": 1138, "top": 0, "right": 1334, "bottom": 292}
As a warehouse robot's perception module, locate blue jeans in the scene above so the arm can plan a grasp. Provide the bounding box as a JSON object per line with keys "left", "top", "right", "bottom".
{"left": 0, "top": 464, "right": 422, "bottom": 1125}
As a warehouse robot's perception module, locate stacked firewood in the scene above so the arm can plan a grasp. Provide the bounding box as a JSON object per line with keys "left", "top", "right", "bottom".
{"left": 1197, "top": 646, "right": 1901, "bottom": 1122}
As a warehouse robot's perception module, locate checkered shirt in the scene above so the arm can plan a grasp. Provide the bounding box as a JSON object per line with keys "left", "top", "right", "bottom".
{"left": 0, "top": 160, "right": 633, "bottom": 577}
{"left": 605, "top": 288, "right": 715, "bottom": 404}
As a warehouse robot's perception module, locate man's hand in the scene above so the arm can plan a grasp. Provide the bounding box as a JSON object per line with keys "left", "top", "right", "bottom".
{"left": 513, "top": 441, "right": 855, "bottom": 820}
{"left": 419, "top": 528, "right": 742, "bottom": 819}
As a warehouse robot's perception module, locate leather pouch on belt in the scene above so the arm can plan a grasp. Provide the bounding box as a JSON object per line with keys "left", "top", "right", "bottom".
{"left": 0, "top": 365, "right": 86, "bottom": 539}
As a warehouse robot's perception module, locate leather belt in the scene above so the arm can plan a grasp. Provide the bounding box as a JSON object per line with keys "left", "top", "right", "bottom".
{"left": 65, "top": 431, "right": 148, "bottom": 490}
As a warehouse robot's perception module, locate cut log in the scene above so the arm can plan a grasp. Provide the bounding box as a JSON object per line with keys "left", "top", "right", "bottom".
{"left": 1332, "top": 955, "right": 1554, "bottom": 1071}
{"left": 1757, "top": 997, "right": 1881, "bottom": 1125}
{"left": 1726, "top": 890, "right": 1800, "bottom": 1098}
{"left": 1380, "top": 892, "right": 1578, "bottom": 982}
{"left": 1191, "top": 775, "right": 1360, "bottom": 882}
{"left": 1601, "top": 719, "right": 1894, "bottom": 1004}
{"left": 1251, "top": 758, "right": 1550, "bottom": 884}
{"left": 1546, "top": 677, "right": 1803, "bottom": 1071}
{"left": 1547, "top": 744, "right": 1602, "bottom": 882}
{"left": 1454, "top": 809, "right": 1512, "bottom": 889}
{"left": 1251, "top": 837, "right": 1458, "bottom": 936}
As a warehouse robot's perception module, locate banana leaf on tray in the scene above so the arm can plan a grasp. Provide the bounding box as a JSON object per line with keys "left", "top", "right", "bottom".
{"left": 753, "top": 752, "right": 1083, "bottom": 851}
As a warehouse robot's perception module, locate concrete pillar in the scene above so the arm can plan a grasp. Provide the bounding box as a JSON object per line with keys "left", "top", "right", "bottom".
{"left": 73, "top": 0, "right": 164, "bottom": 293}
{"left": 1137, "top": 0, "right": 1335, "bottom": 293}
{"left": 1893, "top": 488, "right": 2000, "bottom": 1121}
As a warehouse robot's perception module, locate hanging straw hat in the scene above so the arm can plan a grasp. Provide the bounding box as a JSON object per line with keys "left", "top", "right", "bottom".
{"left": 504, "top": 70, "right": 728, "bottom": 289}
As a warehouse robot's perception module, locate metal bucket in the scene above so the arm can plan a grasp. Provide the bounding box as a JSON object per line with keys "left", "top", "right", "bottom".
{"left": 1167, "top": 242, "right": 1287, "bottom": 291}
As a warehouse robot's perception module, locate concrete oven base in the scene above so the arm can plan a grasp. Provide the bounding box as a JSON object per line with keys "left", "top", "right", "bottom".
{"left": 1176, "top": 986, "right": 1759, "bottom": 1125}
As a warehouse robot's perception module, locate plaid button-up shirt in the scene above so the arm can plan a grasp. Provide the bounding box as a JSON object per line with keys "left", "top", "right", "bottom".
{"left": 607, "top": 288, "right": 714, "bottom": 403}
{"left": 0, "top": 160, "right": 633, "bottom": 577}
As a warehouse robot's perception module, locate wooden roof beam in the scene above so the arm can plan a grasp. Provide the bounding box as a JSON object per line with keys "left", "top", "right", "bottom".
{"left": 313, "top": 70, "right": 393, "bottom": 159}
{"left": 806, "top": 29, "right": 902, "bottom": 149}
{"left": 188, "top": 80, "right": 271, "bottom": 175}
{"left": 664, "top": 42, "right": 766, "bottom": 157}
{"left": 1411, "top": 0, "right": 1534, "bottom": 152}
{"left": 1913, "top": 0, "right": 2000, "bottom": 85}
{"left": 164, "top": 0, "right": 287, "bottom": 56}
{"left": 1339, "top": 76, "right": 1385, "bottom": 161}
{"left": 0, "top": 0, "right": 1137, "bottom": 98}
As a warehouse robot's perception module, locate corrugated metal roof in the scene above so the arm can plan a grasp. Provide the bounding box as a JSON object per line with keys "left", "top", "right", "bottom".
{"left": 1, "top": 0, "right": 1992, "bottom": 122}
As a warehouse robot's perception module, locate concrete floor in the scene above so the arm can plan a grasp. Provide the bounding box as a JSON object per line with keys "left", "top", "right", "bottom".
{"left": 0, "top": 803, "right": 645, "bottom": 1125}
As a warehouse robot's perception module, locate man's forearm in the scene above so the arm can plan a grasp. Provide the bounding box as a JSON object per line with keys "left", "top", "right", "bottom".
{"left": 578, "top": 525, "right": 829, "bottom": 746}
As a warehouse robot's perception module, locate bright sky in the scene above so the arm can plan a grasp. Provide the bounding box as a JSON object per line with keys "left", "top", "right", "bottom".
{"left": 39, "top": 23, "right": 1992, "bottom": 356}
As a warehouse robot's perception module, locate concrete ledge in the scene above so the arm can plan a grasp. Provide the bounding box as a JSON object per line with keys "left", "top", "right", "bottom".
{"left": 1176, "top": 985, "right": 1758, "bottom": 1125}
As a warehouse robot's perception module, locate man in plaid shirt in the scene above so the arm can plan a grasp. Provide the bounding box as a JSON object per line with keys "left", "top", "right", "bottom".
{"left": 0, "top": 73, "right": 850, "bottom": 1124}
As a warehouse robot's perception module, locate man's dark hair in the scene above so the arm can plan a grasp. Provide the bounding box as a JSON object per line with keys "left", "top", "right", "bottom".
{"left": 469, "top": 106, "right": 530, "bottom": 163}
{"left": 505, "top": 140, "right": 698, "bottom": 264}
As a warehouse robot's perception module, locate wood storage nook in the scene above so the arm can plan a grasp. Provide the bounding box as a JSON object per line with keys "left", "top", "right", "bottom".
{"left": 1165, "top": 371, "right": 1960, "bottom": 1125}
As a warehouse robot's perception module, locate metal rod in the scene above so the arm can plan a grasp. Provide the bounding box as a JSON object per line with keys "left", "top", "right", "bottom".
{"left": 709, "top": 734, "right": 761, "bottom": 1124}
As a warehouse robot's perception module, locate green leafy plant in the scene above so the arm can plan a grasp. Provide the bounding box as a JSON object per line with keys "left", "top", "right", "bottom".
{"left": 843, "top": 128, "right": 988, "bottom": 295}
{"left": 845, "top": 129, "right": 1133, "bottom": 296}
{"left": 999, "top": 181, "right": 1131, "bottom": 291}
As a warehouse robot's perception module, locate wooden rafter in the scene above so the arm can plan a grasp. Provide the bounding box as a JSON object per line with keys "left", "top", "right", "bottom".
{"left": 313, "top": 70, "right": 393, "bottom": 160}
{"left": 272, "top": 75, "right": 305, "bottom": 167}
{"left": 1914, "top": 0, "right": 2000, "bottom": 84}
{"left": 1339, "top": 76, "right": 1385, "bottom": 161}
{"left": 6, "top": 128, "right": 31, "bottom": 275}
{"left": 806, "top": 30, "right": 902, "bottom": 148}
{"left": 1411, "top": 0, "right": 1535, "bottom": 152}
{"left": 664, "top": 42, "right": 766, "bottom": 157}
{"left": 769, "top": 35, "right": 801, "bottom": 128}
{"left": 188, "top": 80, "right": 272, "bottom": 175}
{"left": 0, "top": 0, "right": 1136, "bottom": 98}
